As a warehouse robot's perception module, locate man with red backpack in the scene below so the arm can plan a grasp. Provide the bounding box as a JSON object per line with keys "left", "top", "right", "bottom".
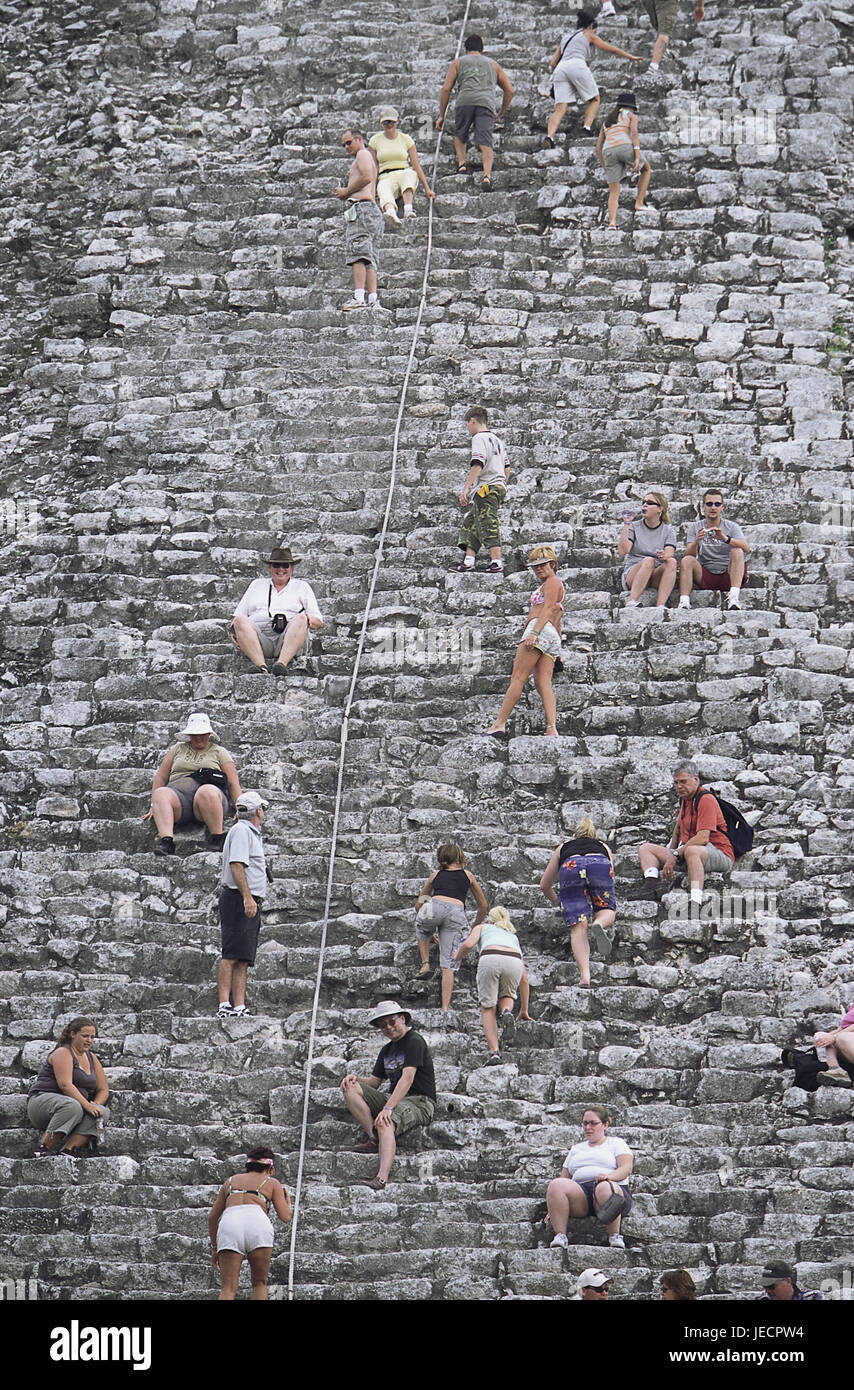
{"left": 638, "top": 760, "right": 751, "bottom": 906}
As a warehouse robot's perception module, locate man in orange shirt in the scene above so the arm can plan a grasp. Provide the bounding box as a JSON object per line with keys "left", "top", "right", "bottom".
{"left": 638, "top": 760, "right": 733, "bottom": 904}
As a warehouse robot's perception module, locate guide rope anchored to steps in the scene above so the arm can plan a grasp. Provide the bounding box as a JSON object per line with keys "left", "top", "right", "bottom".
{"left": 286, "top": 0, "right": 475, "bottom": 1299}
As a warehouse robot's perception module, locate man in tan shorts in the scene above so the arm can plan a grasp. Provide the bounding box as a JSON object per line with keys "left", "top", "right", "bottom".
{"left": 643, "top": 1, "right": 705, "bottom": 72}
{"left": 334, "top": 129, "right": 385, "bottom": 311}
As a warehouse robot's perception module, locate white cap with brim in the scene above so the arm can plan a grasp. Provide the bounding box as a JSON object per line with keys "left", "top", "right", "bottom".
{"left": 236, "top": 791, "right": 270, "bottom": 816}
{"left": 577, "top": 1268, "right": 610, "bottom": 1289}
{"left": 379, "top": 106, "right": 399, "bottom": 123}
{"left": 368, "top": 1000, "right": 412, "bottom": 1027}
{"left": 180, "top": 712, "right": 215, "bottom": 738}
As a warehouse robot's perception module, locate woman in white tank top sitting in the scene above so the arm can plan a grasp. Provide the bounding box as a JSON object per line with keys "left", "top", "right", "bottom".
{"left": 486, "top": 544, "right": 565, "bottom": 738}
{"left": 595, "top": 91, "right": 652, "bottom": 229}
{"left": 208, "top": 1147, "right": 292, "bottom": 1300}
{"left": 546, "top": 9, "right": 642, "bottom": 147}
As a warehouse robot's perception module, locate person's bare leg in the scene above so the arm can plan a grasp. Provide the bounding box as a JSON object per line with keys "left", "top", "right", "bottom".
{"left": 728, "top": 549, "right": 746, "bottom": 586}
{"left": 653, "top": 557, "right": 677, "bottom": 606}
{"left": 230, "top": 960, "right": 249, "bottom": 1008}
{"left": 453, "top": 135, "right": 468, "bottom": 168}
{"left": 607, "top": 180, "right": 620, "bottom": 227}
{"left": 627, "top": 556, "right": 655, "bottom": 599}
{"left": 516, "top": 969, "right": 532, "bottom": 1021}
{"left": 638, "top": 842, "right": 675, "bottom": 875}
{"left": 651, "top": 32, "right": 669, "bottom": 65}
{"left": 547, "top": 103, "right": 568, "bottom": 139}
{"left": 834, "top": 1032, "right": 854, "bottom": 1066}
{"left": 274, "top": 612, "right": 308, "bottom": 669}
{"left": 682, "top": 845, "right": 707, "bottom": 894}
{"left": 376, "top": 1122, "right": 396, "bottom": 1182}
{"left": 635, "top": 161, "right": 652, "bottom": 208}
{"left": 488, "top": 646, "right": 541, "bottom": 731}
{"left": 417, "top": 936, "right": 431, "bottom": 974}
{"left": 151, "top": 786, "right": 182, "bottom": 837}
{"left": 352, "top": 261, "right": 367, "bottom": 292}
{"left": 533, "top": 658, "right": 558, "bottom": 735}
{"left": 482, "top": 1006, "right": 500, "bottom": 1053}
{"left": 341, "top": 1082, "right": 377, "bottom": 1137}
{"left": 440, "top": 967, "right": 454, "bottom": 1010}
{"left": 679, "top": 555, "right": 702, "bottom": 596}
{"left": 569, "top": 919, "right": 591, "bottom": 986}
{"left": 193, "top": 784, "right": 225, "bottom": 834}
{"left": 583, "top": 95, "right": 600, "bottom": 130}
{"left": 217, "top": 1251, "right": 243, "bottom": 1300}
{"left": 479, "top": 144, "right": 494, "bottom": 180}
{"left": 218, "top": 958, "right": 234, "bottom": 1005}
{"left": 232, "top": 615, "right": 268, "bottom": 669}
{"left": 366, "top": 268, "right": 377, "bottom": 296}
{"left": 248, "top": 1248, "right": 272, "bottom": 1300}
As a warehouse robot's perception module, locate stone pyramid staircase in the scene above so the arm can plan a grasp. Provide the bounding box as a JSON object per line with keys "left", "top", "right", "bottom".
{"left": 0, "top": 0, "right": 853, "bottom": 1299}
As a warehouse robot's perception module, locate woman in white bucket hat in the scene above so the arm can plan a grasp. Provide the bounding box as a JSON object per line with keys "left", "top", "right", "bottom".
{"left": 143, "top": 712, "right": 242, "bottom": 856}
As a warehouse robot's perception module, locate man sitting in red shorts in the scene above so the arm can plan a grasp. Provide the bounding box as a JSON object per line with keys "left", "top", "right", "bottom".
{"left": 678, "top": 488, "right": 750, "bottom": 611}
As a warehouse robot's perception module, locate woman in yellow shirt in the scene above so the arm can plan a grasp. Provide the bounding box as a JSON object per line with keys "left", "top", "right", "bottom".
{"left": 369, "top": 107, "right": 435, "bottom": 224}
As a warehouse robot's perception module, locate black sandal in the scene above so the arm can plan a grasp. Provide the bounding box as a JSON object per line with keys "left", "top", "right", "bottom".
{"left": 481, "top": 176, "right": 493, "bottom": 191}
{"left": 456, "top": 163, "right": 469, "bottom": 174}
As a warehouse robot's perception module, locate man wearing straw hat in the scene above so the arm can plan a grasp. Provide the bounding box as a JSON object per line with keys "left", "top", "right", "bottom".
{"left": 340, "top": 1001, "right": 436, "bottom": 1190}
{"left": 231, "top": 545, "right": 323, "bottom": 677}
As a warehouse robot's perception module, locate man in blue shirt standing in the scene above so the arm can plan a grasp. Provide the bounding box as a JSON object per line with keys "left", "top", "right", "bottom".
{"left": 217, "top": 791, "right": 270, "bottom": 1018}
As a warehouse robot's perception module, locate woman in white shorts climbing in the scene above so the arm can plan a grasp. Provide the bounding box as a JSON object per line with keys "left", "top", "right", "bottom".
{"left": 208, "top": 1147, "right": 292, "bottom": 1299}
{"left": 546, "top": 9, "right": 642, "bottom": 146}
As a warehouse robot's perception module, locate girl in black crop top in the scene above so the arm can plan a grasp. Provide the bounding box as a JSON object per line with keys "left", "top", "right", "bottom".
{"left": 414, "top": 843, "right": 490, "bottom": 978}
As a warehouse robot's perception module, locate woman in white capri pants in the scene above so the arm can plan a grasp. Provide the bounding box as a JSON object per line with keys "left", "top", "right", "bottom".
{"left": 546, "top": 8, "right": 642, "bottom": 146}
{"left": 208, "top": 1147, "right": 292, "bottom": 1300}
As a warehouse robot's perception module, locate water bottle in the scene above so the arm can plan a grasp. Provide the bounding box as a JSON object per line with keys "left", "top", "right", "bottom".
{"left": 95, "top": 1114, "right": 104, "bottom": 1147}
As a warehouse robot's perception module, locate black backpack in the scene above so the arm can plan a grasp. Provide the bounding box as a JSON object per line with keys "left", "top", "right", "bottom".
{"left": 694, "top": 789, "right": 754, "bottom": 861}
{"left": 780, "top": 1048, "right": 827, "bottom": 1093}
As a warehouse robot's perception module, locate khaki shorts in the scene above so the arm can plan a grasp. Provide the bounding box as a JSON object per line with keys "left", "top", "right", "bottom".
{"left": 359, "top": 1083, "right": 434, "bottom": 1137}
{"left": 704, "top": 845, "right": 734, "bottom": 875}
{"left": 477, "top": 951, "right": 524, "bottom": 1009}
{"left": 643, "top": 0, "right": 678, "bottom": 35}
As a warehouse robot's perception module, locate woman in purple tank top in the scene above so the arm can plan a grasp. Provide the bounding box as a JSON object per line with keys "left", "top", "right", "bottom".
{"left": 27, "top": 1017, "right": 110, "bottom": 1158}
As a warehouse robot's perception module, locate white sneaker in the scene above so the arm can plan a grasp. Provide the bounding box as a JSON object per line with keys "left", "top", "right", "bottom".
{"left": 624, "top": 598, "right": 640, "bottom": 608}
{"left": 403, "top": 205, "right": 415, "bottom": 219}
{"left": 550, "top": 1233, "right": 569, "bottom": 1249}
{"left": 678, "top": 595, "right": 691, "bottom": 609}
{"left": 231, "top": 1004, "right": 249, "bottom": 1017}
{"left": 600, "top": 0, "right": 617, "bottom": 15}
{"left": 609, "top": 1233, "right": 625, "bottom": 1248}
{"left": 342, "top": 298, "right": 367, "bottom": 312}
{"left": 383, "top": 206, "right": 401, "bottom": 225}
{"left": 727, "top": 592, "right": 742, "bottom": 609}
{"left": 367, "top": 298, "right": 382, "bottom": 311}
{"left": 217, "top": 1002, "right": 233, "bottom": 1016}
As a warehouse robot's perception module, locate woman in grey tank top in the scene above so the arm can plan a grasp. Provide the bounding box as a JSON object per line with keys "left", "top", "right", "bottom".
{"left": 546, "top": 9, "right": 642, "bottom": 146}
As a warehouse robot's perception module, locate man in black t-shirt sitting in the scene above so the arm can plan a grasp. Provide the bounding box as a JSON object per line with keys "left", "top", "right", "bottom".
{"left": 340, "top": 1000, "right": 436, "bottom": 1191}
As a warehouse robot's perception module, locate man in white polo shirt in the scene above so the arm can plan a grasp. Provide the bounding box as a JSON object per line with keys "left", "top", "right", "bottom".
{"left": 231, "top": 545, "right": 323, "bottom": 676}
{"left": 217, "top": 791, "right": 270, "bottom": 1018}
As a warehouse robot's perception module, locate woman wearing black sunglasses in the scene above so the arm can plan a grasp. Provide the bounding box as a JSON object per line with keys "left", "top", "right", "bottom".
{"left": 617, "top": 491, "right": 677, "bottom": 611}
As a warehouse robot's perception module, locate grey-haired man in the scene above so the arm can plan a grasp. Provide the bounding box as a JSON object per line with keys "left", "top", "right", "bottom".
{"left": 217, "top": 791, "right": 270, "bottom": 1017}
{"left": 637, "top": 760, "right": 734, "bottom": 904}
{"left": 340, "top": 1001, "right": 436, "bottom": 1190}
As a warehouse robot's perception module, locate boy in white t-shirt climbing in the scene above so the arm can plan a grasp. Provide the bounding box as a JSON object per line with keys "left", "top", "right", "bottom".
{"left": 456, "top": 407, "right": 511, "bottom": 575}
